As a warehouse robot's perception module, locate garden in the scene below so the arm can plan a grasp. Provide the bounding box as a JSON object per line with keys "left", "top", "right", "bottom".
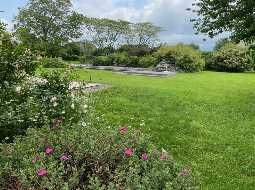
{"left": 0, "top": 0, "right": 255, "bottom": 189}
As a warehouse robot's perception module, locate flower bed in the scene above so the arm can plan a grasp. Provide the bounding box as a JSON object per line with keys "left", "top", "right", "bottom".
{"left": 0, "top": 123, "right": 197, "bottom": 189}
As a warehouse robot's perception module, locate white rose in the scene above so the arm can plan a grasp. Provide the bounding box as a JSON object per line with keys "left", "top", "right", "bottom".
{"left": 15, "top": 86, "right": 21, "bottom": 93}
{"left": 50, "top": 96, "right": 57, "bottom": 103}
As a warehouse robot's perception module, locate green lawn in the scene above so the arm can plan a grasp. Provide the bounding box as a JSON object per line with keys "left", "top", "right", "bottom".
{"left": 75, "top": 69, "right": 255, "bottom": 190}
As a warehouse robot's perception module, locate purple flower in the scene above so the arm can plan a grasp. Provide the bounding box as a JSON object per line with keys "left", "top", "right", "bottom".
{"left": 45, "top": 147, "right": 54, "bottom": 155}
{"left": 60, "top": 154, "right": 70, "bottom": 161}
{"left": 37, "top": 168, "right": 47, "bottom": 177}
{"left": 141, "top": 153, "right": 149, "bottom": 161}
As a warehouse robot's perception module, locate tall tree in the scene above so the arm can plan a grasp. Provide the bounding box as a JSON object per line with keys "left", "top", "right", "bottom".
{"left": 84, "top": 17, "right": 131, "bottom": 48}
{"left": 191, "top": 0, "right": 255, "bottom": 43}
{"left": 132, "top": 22, "right": 162, "bottom": 47}
{"left": 15, "top": 0, "right": 84, "bottom": 56}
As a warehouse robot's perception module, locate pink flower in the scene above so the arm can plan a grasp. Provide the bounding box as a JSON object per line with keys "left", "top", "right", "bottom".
{"left": 37, "top": 168, "right": 47, "bottom": 177}
{"left": 141, "top": 153, "right": 149, "bottom": 161}
{"left": 32, "top": 156, "right": 41, "bottom": 164}
{"left": 160, "top": 149, "right": 168, "bottom": 161}
{"left": 179, "top": 168, "right": 190, "bottom": 177}
{"left": 124, "top": 148, "right": 134, "bottom": 157}
{"left": 45, "top": 147, "right": 54, "bottom": 155}
{"left": 60, "top": 154, "right": 70, "bottom": 161}
{"left": 119, "top": 125, "right": 128, "bottom": 135}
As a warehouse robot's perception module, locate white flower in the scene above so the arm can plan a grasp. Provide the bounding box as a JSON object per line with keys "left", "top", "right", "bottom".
{"left": 50, "top": 96, "right": 57, "bottom": 103}
{"left": 53, "top": 102, "right": 58, "bottom": 107}
{"left": 15, "top": 86, "right": 21, "bottom": 93}
{"left": 71, "top": 103, "right": 75, "bottom": 109}
{"left": 83, "top": 104, "right": 88, "bottom": 109}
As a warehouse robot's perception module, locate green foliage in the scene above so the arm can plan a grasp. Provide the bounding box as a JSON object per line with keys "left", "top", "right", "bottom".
{"left": 58, "top": 42, "right": 81, "bottom": 61}
{"left": 191, "top": 0, "right": 255, "bottom": 43}
{"left": 154, "top": 44, "right": 205, "bottom": 72}
{"left": 84, "top": 17, "right": 162, "bottom": 48}
{"left": 0, "top": 122, "right": 196, "bottom": 189}
{"left": 208, "top": 44, "right": 253, "bottom": 72}
{"left": 15, "top": 0, "right": 84, "bottom": 56}
{"left": 92, "top": 47, "right": 115, "bottom": 56}
{"left": 93, "top": 56, "right": 113, "bottom": 66}
{"left": 79, "top": 55, "right": 94, "bottom": 64}
{"left": 0, "top": 69, "right": 87, "bottom": 141}
{"left": 138, "top": 55, "right": 157, "bottom": 68}
{"left": 111, "top": 52, "right": 129, "bottom": 66}
{"left": 0, "top": 23, "right": 37, "bottom": 86}
{"left": 118, "top": 44, "right": 154, "bottom": 57}
{"left": 39, "top": 57, "right": 68, "bottom": 68}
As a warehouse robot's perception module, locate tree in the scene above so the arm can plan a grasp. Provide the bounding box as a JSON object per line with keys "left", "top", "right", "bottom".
{"left": 191, "top": 0, "right": 255, "bottom": 43}
{"left": 83, "top": 17, "right": 162, "bottom": 48}
{"left": 84, "top": 17, "right": 131, "bottom": 49}
{"left": 15, "top": 0, "right": 84, "bottom": 56}
{"left": 132, "top": 22, "right": 163, "bottom": 47}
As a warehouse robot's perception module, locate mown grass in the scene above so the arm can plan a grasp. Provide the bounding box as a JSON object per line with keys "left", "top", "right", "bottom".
{"left": 74, "top": 69, "right": 255, "bottom": 190}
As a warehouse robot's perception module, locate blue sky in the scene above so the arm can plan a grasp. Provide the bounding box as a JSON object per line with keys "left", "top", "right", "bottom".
{"left": 0, "top": 0, "right": 227, "bottom": 51}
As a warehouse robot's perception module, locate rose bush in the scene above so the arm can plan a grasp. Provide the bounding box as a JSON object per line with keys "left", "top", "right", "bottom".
{"left": 0, "top": 122, "right": 197, "bottom": 189}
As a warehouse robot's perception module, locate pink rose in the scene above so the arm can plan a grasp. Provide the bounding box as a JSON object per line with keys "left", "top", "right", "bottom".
{"left": 119, "top": 125, "right": 128, "bottom": 135}
{"left": 141, "top": 153, "right": 149, "bottom": 161}
{"left": 37, "top": 168, "right": 47, "bottom": 177}
{"left": 45, "top": 147, "right": 54, "bottom": 155}
{"left": 60, "top": 154, "right": 70, "bottom": 161}
{"left": 32, "top": 156, "right": 41, "bottom": 164}
{"left": 124, "top": 148, "right": 133, "bottom": 157}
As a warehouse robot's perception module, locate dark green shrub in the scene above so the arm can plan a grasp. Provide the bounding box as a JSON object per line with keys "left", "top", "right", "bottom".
{"left": 111, "top": 52, "right": 129, "bottom": 66}
{"left": 0, "top": 122, "right": 197, "bottom": 189}
{"left": 58, "top": 42, "right": 81, "bottom": 61}
{"left": 40, "top": 57, "right": 68, "bottom": 68}
{"left": 79, "top": 55, "right": 94, "bottom": 64}
{"left": 118, "top": 44, "right": 154, "bottom": 57}
{"left": 154, "top": 44, "right": 205, "bottom": 72}
{"left": 209, "top": 44, "right": 253, "bottom": 72}
{"left": 92, "top": 47, "right": 115, "bottom": 56}
{"left": 93, "top": 56, "right": 113, "bottom": 66}
{"left": 126, "top": 56, "right": 139, "bottom": 67}
{"left": 138, "top": 55, "right": 157, "bottom": 68}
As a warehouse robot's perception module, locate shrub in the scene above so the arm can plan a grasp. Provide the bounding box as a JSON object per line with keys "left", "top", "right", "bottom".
{"left": 111, "top": 52, "right": 129, "bottom": 66}
{"left": 79, "top": 55, "right": 94, "bottom": 64}
{"left": 58, "top": 42, "right": 81, "bottom": 61}
{"left": 154, "top": 44, "right": 205, "bottom": 72}
{"left": 126, "top": 56, "right": 139, "bottom": 67}
{"left": 118, "top": 44, "right": 154, "bottom": 57}
{"left": 209, "top": 44, "right": 253, "bottom": 72}
{"left": 92, "top": 47, "right": 115, "bottom": 56}
{"left": 93, "top": 56, "right": 113, "bottom": 66}
{"left": 0, "top": 122, "right": 197, "bottom": 189}
{"left": 138, "top": 55, "right": 157, "bottom": 68}
{"left": 0, "top": 70, "right": 87, "bottom": 141}
{"left": 40, "top": 57, "right": 68, "bottom": 68}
